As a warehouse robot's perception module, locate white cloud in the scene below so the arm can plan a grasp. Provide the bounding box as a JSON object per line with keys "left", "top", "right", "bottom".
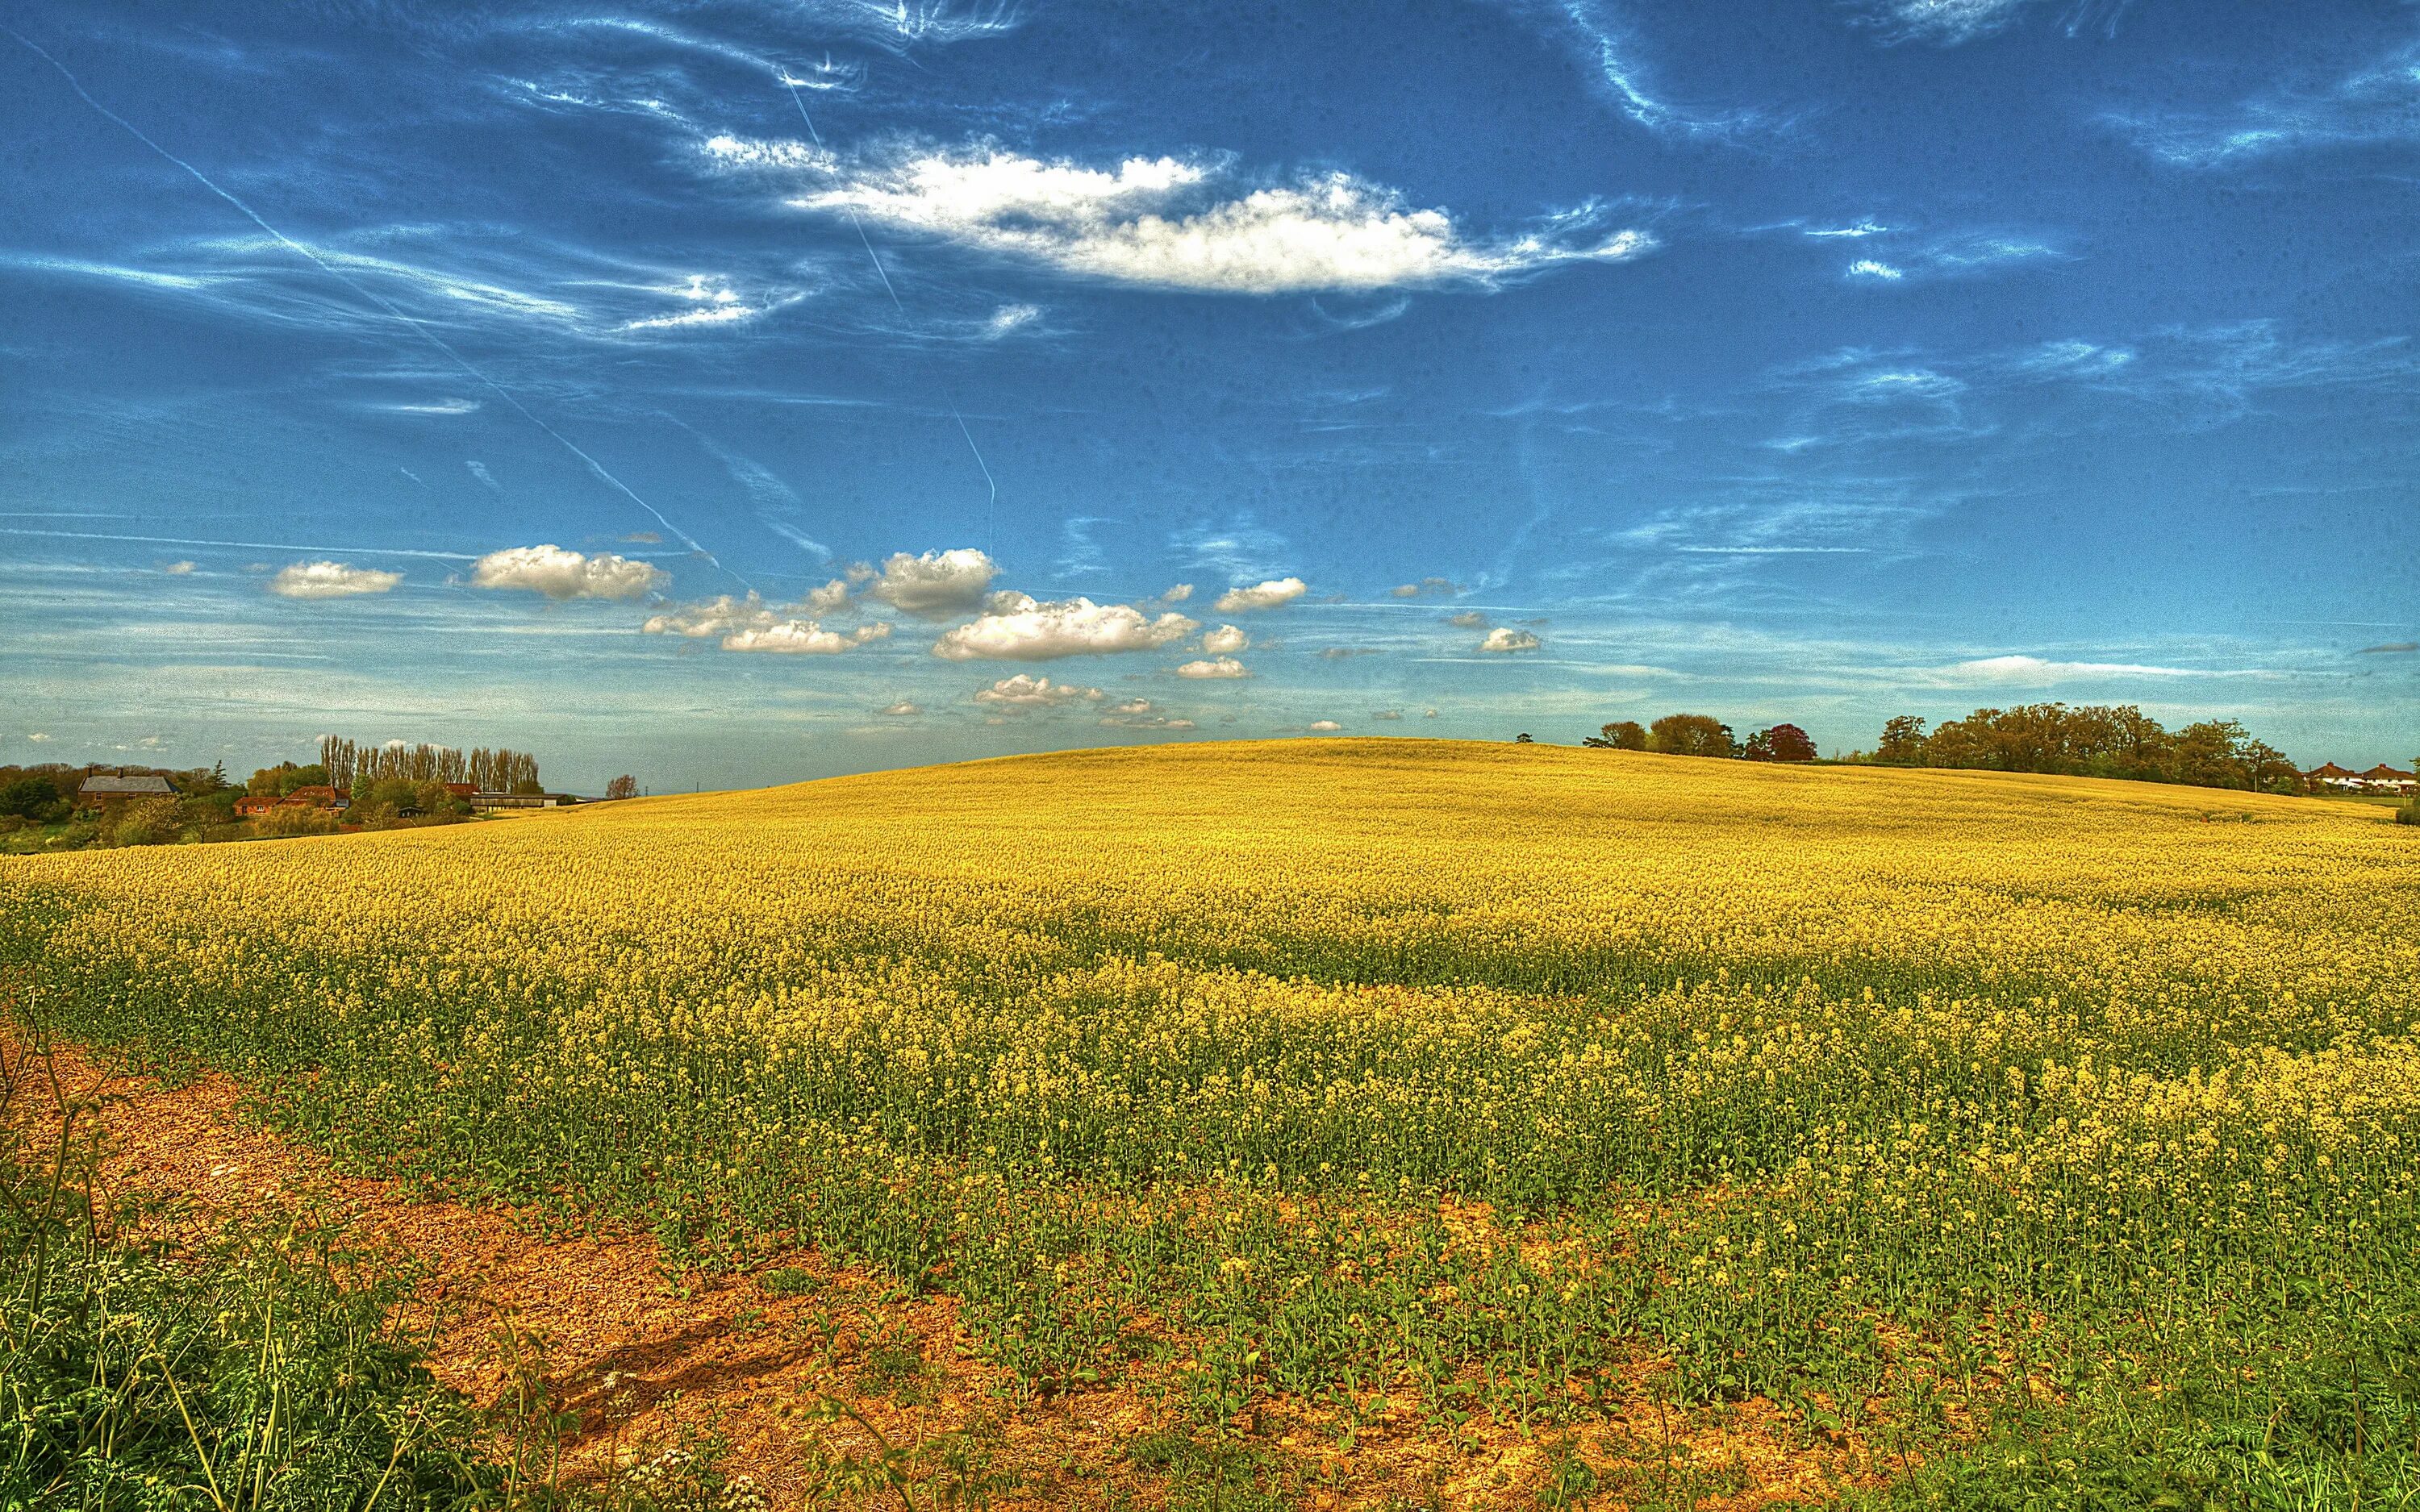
{"left": 803, "top": 578, "right": 855, "bottom": 614}
{"left": 1806, "top": 220, "right": 1890, "bottom": 239}
{"left": 270, "top": 560, "right": 401, "bottom": 599}
{"left": 1161, "top": 583, "right": 1195, "bottom": 602}
{"left": 1101, "top": 712, "right": 1196, "bottom": 730}
{"left": 1213, "top": 577, "right": 1307, "bottom": 612}
{"left": 163, "top": 560, "right": 196, "bottom": 575}
{"left": 782, "top": 148, "right": 1652, "bottom": 294}
{"left": 1446, "top": 610, "right": 1491, "bottom": 629}
{"left": 867, "top": 548, "right": 999, "bottom": 618}
{"left": 471, "top": 544, "right": 664, "bottom": 601}
{"left": 1856, "top": 0, "right": 2039, "bottom": 45}
{"left": 932, "top": 594, "right": 1196, "bottom": 660}
{"left": 974, "top": 674, "right": 1105, "bottom": 708}
{"left": 878, "top": 700, "right": 923, "bottom": 716}
{"left": 27, "top": 732, "right": 52, "bottom": 743}
{"left": 1108, "top": 698, "right": 1154, "bottom": 715}
{"left": 1372, "top": 710, "right": 1404, "bottom": 721}
{"left": 1930, "top": 653, "right": 2256, "bottom": 685}
{"left": 1389, "top": 576, "right": 1462, "bottom": 598}
{"left": 1201, "top": 624, "right": 1250, "bottom": 655}
{"left": 985, "top": 302, "right": 1042, "bottom": 337}
{"left": 721, "top": 619, "right": 892, "bottom": 654}
{"left": 624, "top": 274, "right": 795, "bottom": 332}
{"left": 1479, "top": 627, "right": 1543, "bottom": 652}
{"left": 1529, "top": 0, "right": 1772, "bottom": 139}
{"left": 1175, "top": 655, "right": 1250, "bottom": 679}
{"left": 1847, "top": 260, "right": 1905, "bottom": 281}
{"left": 703, "top": 134, "right": 837, "bottom": 173}
{"left": 2112, "top": 41, "right": 2420, "bottom": 167}
{"left": 1308, "top": 719, "right": 1343, "bottom": 732}
{"left": 642, "top": 594, "right": 776, "bottom": 638}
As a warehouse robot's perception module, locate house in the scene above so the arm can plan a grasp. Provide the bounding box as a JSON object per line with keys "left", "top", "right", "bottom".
{"left": 233, "top": 794, "right": 281, "bottom": 818}
{"left": 469, "top": 790, "right": 572, "bottom": 810}
{"left": 279, "top": 785, "right": 344, "bottom": 810}
{"left": 2307, "top": 761, "right": 2417, "bottom": 796}
{"left": 76, "top": 771, "right": 175, "bottom": 812}
{"left": 2359, "top": 764, "right": 2417, "bottom": 795}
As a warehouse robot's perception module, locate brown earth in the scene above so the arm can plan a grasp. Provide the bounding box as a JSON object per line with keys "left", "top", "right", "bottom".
{"left": 4, "top": 1030, "right": 1876, "bottom": 1510}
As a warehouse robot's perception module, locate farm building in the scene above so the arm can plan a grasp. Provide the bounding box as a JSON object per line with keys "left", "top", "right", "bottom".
{"left": 75, "top": 772, "right": 175, "bottom": 812}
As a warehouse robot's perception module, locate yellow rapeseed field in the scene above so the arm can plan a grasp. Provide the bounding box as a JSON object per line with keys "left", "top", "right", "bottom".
{"left": 6, "top": 739, "right": 2418, "bottom": 1503}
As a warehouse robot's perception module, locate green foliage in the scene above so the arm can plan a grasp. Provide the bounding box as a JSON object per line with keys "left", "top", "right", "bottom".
{"left": 1647, "top": 714, "right": 1735, "bottom": 758}
{"left": 1864, "top": 702, "right": 2305, "bottom": 791}
{"left": 0, "top": 1035, "right": 491, "bottom": 1510}
{"left": 248, "top": 764, "right": 332, "bottom": 798}
{"left": 0, "top": 775, "right": 66, "bottom": 824}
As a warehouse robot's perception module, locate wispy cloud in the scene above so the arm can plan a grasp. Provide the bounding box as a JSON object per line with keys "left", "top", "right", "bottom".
{"left": 1897, "top": 653, "right": 2287, "bottom": 688}
{"left": 1843, "top": 231, "right": 2064, "bottom": 283}
{"left": 1510, "top": 0, "right": 1777, "bottom": 139}
{"left": 2112, "top": 40, "right": 2420, "bottom": 167}
{"left": 724, "top": 142, "right": 1652, "bottom": 294}
{"left": 1855, "top": 0, "right": 2130, "bottom": 47}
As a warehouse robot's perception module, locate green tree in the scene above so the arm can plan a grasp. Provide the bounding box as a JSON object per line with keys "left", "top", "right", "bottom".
{"left": 0, "top": 775, "right": 65, "bottom": 823}
{"left": 1581, "top": 722, "right": 1647, "bottom": 751}
{"left": 1876, "top": 715, "right": 1928, "bottom": 764}
{"left": 1649, "top": 714, "right": 1735, "bottom": 758}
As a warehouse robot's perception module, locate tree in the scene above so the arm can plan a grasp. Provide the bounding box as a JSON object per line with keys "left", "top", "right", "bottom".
{"left": 0, "top": 774, "right": 65, "bottom": 823}
{"left": 1876, "top": 716, "right": 1928, "bottom": 764}
{"left": 1649, "top": 714, "right": 1735, "bottom": 759}
{"left": 1582, "top": 721, "right": 1647, "bottom": 751}
{"left": 604, "top": 774, "right": 639, "bottom": 801}
{"left": 1513, "top": 733, "right": 1534, "bottom": 744}
{"left": 1743, "top": 723, "right": 1817, "bottom": 763}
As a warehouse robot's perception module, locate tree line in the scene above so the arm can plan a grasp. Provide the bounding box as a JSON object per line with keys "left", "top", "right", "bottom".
{"left": 1579, "top": 714, "right": 1817, "bottom": 762}
{"left": 316, "top": 738, "right": 542, "bottom": 794}
{"left": 1854, "top": 704, "right": 2314, "bottom": 793}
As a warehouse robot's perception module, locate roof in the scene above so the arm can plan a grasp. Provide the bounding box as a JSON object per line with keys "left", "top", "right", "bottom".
{"left": 80, "top": 774, "right": 174, "bottom": 796}
{"left": 2360, "top": 764, "right": 2415, "bottom": 781}
{"left": 2307, "top": 763, "right": 2357, "bottom": 778}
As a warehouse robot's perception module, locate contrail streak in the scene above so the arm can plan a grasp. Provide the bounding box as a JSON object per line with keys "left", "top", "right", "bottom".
{"left": 782, "top": 70, "right": 999, "bottom": 556}
{"left": 6, "top": 25, "right": 743, "bottom": 586}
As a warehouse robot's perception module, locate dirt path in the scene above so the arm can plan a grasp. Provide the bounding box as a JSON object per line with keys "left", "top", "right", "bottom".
{"left": 5, "top": 1032, "right": 1183, "bottom": 1510}
{"left": 6, "top": 1031, "right": 1869, "bottom": 1510}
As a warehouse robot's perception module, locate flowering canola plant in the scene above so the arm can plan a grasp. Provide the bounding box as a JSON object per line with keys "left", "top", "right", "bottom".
{"left": 5, "top": 739, "right": 2417, "bottom": 1493}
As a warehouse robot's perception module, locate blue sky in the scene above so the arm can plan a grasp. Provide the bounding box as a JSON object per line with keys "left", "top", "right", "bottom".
{"left": 4, "top": 0, "right": 2414, "bottom": 789}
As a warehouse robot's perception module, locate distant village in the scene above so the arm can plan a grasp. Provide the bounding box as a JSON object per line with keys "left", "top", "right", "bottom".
{"left": 2, "top": 737, "right": 639, "bottom": 853}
